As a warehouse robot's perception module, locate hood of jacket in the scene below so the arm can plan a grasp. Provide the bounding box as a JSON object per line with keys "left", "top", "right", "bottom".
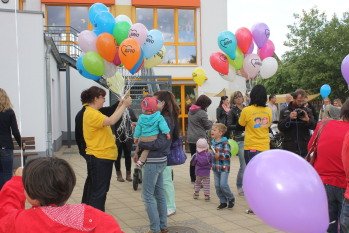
{"left": 139, "top": 111, "right": 163, "bottom": 127}
{"left": 189, "top": 104, "right": 202, "bottom": 114}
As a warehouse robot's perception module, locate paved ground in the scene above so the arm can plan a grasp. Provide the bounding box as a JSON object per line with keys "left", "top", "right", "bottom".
{"left": 57, "top": 146, "right": 282, "bottom": 233}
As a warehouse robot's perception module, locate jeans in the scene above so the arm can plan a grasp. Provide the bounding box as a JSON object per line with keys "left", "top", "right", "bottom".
{"left": 244, "top": 150, "right": 261, "bottom": 165}
{"left": 0, "top": 149, "right": 13, "bottom": 190}
{"left": 324, "top": 184, "right": 345, "bottom": 233}
{"left": 163, "top": 166, "right": 176, "bottom": 212}
{"left": 189, "top": 143, "right": 196, "bottom": 182}
{"left": 236, "top": 141, "right": 246, "bottom": 189}
{"left": 114, "top": 140, "right": 132, "bottom": 172}
{"left": 142, "top": 162, "right": 167, "bottom": 232}
{"left": 84, "top": 155, "right": 114, "bottom": 212}
{"left": 213, "top": 171, "right": 234, "bottom": 204}
{"left": 340, "top": 198, "right": 349, "bottom": 233}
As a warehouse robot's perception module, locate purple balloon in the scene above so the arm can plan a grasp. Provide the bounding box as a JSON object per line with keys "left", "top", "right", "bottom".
{"left": 243, "top": 149, "right": 329, "bottom": 233}
{"left": 341, "top": 54, "right": 349, "bottom": 85}
{"left": 246, "top": 42, "right": 254, "bottom": 54}
{"left": 251, "top": 23, "right": 270, "bottom": 49}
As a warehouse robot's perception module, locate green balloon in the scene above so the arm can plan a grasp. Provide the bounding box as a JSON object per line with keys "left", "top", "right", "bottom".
{"left": 228, "top": 139, "right": 239, "bottom": 156}
{"left": 82, "top": 52, "right": 105, "bottom": 76}
{"left": 113, "top": 21, "right": 131, "bottom": 45}
{"left": 229, "top": 48, "right": 244, "bottom": 70}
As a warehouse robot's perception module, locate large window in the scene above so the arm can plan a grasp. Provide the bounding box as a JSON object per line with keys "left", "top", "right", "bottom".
{"left": 135, "top": 8, "right": 197, "bottom": 65}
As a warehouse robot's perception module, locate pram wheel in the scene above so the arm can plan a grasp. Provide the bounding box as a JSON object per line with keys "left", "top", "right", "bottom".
{"left": 133, "top": 167, "right": 142, "bottom": 191}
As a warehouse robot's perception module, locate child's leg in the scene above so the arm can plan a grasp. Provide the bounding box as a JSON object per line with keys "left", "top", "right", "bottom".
{"left": 202, "top": 176, "right": 210, "bottom": 197}
{"left": 139, "top": 149, "right": 149, "bottom": 163}
{"left": 213, "top": 171, "right": 226, "bottom": 204}
{"left": 194, "top": 176, "right": 203, "bottom": 193}
{"left": 219, "top": 172, "right": 235, "bottom": 202}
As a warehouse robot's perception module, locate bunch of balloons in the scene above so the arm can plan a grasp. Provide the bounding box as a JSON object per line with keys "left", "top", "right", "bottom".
{"left": 210, "top": 23, "right": 278, "bottom": 82}
{"left": 76, "top": 3, "right": 165, "bottom": 82}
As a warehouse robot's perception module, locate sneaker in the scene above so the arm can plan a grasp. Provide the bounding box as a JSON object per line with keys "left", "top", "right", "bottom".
{"left": 193, "top": 192, "right": 199, "bottom": 199}
{"left": 167, "top": 209, "right": 176, "bottom": 217}
{"left": 204, "top": 195, "right": 210, "bottom": 201}
{"left": 227, "top": 199, "right": 235, "bottom": 208}
{"left": 245, "top": 209, "right": 255, "bottom": 215}
{"left": 217, "top": 203, "right": 227, "bottom": 210}
{"left": 238, "top": 188, "right": 244, "bottom": 196}
{"left": 161, "top": 228, "right": 169, "bottom": 233}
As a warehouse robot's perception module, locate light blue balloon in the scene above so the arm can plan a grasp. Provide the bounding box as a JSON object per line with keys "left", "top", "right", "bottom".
{"left": 89, "top": 3, "right": 108, "bottom": 26}
{"left": 76, "top": 56, "right": 101, "bottom": 81}
{"left": 143, "top": 29, "right": 164, "bottom": 59}
{"left": 94, "top": 11, "right": 115, "bottom": 34}
{"left": 320, "top": 84, "right": 331, "bottom": 98}
{"left": 218, "top": 31, "right": 237, "bottom": 60}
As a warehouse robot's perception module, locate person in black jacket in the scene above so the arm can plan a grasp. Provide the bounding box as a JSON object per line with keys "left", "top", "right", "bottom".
{"left": 278, "top": 89, "right": 316, "bottom": 158}
{"left": 216, "top": 96, "right": 230, "bottom": 125}
{"left": 0, "top": 88, "right": 22, "bottom": 190}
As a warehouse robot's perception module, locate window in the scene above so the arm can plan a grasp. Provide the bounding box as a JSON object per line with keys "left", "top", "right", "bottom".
{"left": 135, "top": 7, "right": 196, "bottom": 65}
{"left": 47, "top": 6, "right": 65, "bottom": 28}
{"left": 70, "top": 6, "right": 89, "bottom": 32}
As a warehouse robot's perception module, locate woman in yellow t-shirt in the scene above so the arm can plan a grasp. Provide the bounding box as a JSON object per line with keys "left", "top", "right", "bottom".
{"left": 81, "top": 86, "right": 131, "bottom": 212}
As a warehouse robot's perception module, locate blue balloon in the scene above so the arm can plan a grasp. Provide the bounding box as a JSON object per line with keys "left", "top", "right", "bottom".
{"left": 143, "top": 29, "right": 164, "bottom": 59}
{"left": 89, "top": 3, "right": 108, "bottom": 26}
{"left": 130, "top": 50, "right": 144, "bottom": 75}
{"left": 94, "top": 11, "right": 115, "bottom": 35}
{"left": 320, "top": 84, "right": 331, "bottom": 98}
{"left": 218, "top": 31, "right": 237, "bottom": 60}
{"left": 76, "top": 56, "right": 101, "bottom": 81}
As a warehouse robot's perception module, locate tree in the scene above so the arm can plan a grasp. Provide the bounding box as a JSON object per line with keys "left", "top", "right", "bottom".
{"left": 260, "top": 8, "right": 349, "bottom": 100}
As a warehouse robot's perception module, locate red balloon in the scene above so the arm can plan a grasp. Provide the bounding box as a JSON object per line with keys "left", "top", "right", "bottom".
{"left": 210, "top": 52, "right": 229, "bottom": 75}
{"left": 235, "top": 27, "right": 253, "bottom": 54}
{"left": 113, "top": 46, "right": 121, "bottom": 66}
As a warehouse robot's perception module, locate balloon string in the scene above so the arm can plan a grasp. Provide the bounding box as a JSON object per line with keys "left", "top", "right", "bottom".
{"left": 14, "top": 0, "right": 24, "bottom": 168}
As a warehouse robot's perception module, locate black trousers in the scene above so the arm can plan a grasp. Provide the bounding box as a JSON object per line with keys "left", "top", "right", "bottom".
{"left": 114, "top": 140, "right": 132, "bottom": 172}
{"left": 189, "top": 143, "right": 197, "bottom": 182}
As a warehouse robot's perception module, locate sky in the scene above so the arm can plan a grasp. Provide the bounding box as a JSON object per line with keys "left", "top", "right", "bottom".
{"left": 227, "top": 0, "right": 349, "bottom": 57}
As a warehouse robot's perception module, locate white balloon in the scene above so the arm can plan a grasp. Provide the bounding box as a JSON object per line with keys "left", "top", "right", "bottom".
{"left": 220, "top": 66, "right": 236, "bottom": 82}
{"left": 103, "top": 60, "right": 117, "bottom": 78}
{"left": 115, "top": 14, "right": 132, "bottom": 25}
{"left": 260, "top": 57, "right": 278, "bottom": 79}
{"left": 107, "top": 72, "right": 125, "bottom": 95}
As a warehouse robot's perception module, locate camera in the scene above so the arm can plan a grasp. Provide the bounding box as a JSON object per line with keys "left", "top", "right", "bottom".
{"left": 295, "top": 108, "right": 305, "bottom": 119}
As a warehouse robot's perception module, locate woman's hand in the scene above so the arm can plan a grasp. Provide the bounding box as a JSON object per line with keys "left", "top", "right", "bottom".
{"left": 122, "top": 96, "right": 132, "bottom": 108}
{"left": 14, "top": 167, "right": 23, "bottom": 176}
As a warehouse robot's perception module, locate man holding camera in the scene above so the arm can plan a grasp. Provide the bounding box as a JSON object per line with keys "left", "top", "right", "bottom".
{"left": 278, "top": 89, "right": 316, "bottom": 157}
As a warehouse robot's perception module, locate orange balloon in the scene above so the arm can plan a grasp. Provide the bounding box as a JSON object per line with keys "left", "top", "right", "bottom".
{"left": 96, "top": 33, "right": 117, "bottom": 62}
{"left": 118, "top": 38, "right": 141, "bottom": 71}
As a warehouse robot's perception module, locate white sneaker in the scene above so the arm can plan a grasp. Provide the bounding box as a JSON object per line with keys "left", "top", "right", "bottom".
{"left": 167, "top": 209, "right": 176, "bottom": 217}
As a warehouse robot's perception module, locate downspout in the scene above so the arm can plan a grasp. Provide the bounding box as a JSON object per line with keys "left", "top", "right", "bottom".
{"left": 45, "top": 43, "right": 53, "bottom": 156}
{"left": 66, "top": 66, "right": 71, "bottom": 148}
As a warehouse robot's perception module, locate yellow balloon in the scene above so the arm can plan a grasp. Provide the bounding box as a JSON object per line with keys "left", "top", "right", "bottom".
{"left": 192, "top": 67, "right": 207, "bottom": 86}
{"left": 144, "top": 46, "right": 166, "bottom": 68}
{"left": 107, "top": 72, "right": 125, "bottom": 95}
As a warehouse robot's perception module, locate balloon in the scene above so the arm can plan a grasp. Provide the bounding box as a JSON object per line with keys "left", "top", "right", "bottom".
{"left": 89, "top": 3, "right": 108, "bottom": 26}
{"left": 258, "top": 40, "right": 275, "bottom": 60}
{"left": 112, "top": 46, "right": 121, "bottom": 66}
{"left": 192, "top": 67, "right": 207, "bottom": 86}
{"left": 113, "top": 21, "right": 132, "bottom": 46}
{"left": 94, "top": 11, "right": 115, "bottom": 34}
{"left": 246, "top": 42, "right": 254, "bottom": 54}
{"left": 144, "top": 46, "right": 166, "bottom": 68}
{"left": 143, "top": 29, "right": 164, "bottom": 59}
{"left": 220, "top": 66, "right": 236, "bottom": 82}
{"left": 78, "top": 30, "right": 97, "bottom": 53}
{"left": 96, "top": 33, "right": 117, "bottom": 62}
{"left": 260, "top": 57, "right": 278, "bottom": 79}
{"left": 217, "top": 31, "right": 237, "bottom": 60}
{"left": 82, "top": 52, "right": 105, "bottom": 76}
{"left": 92, "top": 27, "right": 103, "bottom": 36}
{"left": 209, "top": 52, "right": 229, "bottom": 75}
{"left": 103, "top": 60, "right": 117, "bottom": 78}
{"left": 76, "top": 56, "right": 100, "bottom": 81}
{"left": 320, "top": 84, "right": 331, "bottom": 99}
{"left": 251, "top": 23, "right": 270, "bottom": 48}
{"left": 129, "top": 49, "right": 144, "bottom": 75}
{"left": 243, "top": 54, "right": 262, "bottom": 79}
{"left": 228, "top": 48, "right": 244, "bottom": 70}
{"left": 129, "top": 23, "right": 148, "bottom": 45}
{"left": 228, "top": 139, "right": 238, "bottom": 156}
{"left": 115, "top": 14, "right": 132, "bottom": 25}
{"left": 243, "top": 149, "right": 329, "bottom": 233}
{"left": 235, "top": 27, "right": 253, "bottom": 54}
{"left": 118, "top": 38, "right": 141, "bottom": 71}
{"left": 341, "top": 54, "right": 349, "bottom": 85}
{"left": 107, "top": 72, "right": 125, "bottom": 95}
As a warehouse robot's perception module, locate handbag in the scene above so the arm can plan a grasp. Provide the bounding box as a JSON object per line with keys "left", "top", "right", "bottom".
{"left": 167, "top": 137, "right": 187, "bottom": 166}
{"left": 305, "top": 120, "right": 330, "bottom": 165}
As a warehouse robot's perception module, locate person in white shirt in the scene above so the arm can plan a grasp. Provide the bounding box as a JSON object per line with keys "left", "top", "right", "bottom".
{"left": 267, "top": 94, "right": 279, "bottom": 123}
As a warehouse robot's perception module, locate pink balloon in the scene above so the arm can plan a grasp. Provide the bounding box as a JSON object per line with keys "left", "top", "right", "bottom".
{"left": 258, "top": 40, "right": 275, "bottom": 60}
{"left": 112, "top": 46, "right": 121, "bottom": 66}
{"left": 243, "top": 149, "right": 329, "bottom": 233}
{"left": 128, "top": 23, "right": 148, "bottom": 45}
{"left": 78, "top": 30, "right": 97, "bottom": 52}
{"left": 243, "top": 54, "right": 261, "bottom": 79}
{"left": 210, "top": 52, "right": 229, "bottom": 75}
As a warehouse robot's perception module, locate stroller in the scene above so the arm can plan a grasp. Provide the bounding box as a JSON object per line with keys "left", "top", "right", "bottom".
{"left": 132, "top": 166, "right": 142, "bottom": 191}
{"left": 270, "top": 123, "right": 283, "bottom": 149}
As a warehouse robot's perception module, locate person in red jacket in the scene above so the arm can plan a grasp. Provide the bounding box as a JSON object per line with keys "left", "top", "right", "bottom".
{"left": 308, "top": 99, "right": 349, "bottom": 233}
{"left": 0, "top": 157, "right": 123, "bottom": 233}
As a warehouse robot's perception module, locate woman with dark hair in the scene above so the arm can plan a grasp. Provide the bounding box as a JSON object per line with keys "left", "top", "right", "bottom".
{"left": 238, "top": 85, "right": 272, "bottom": 214}
{"left": 187, "top": 95, "right": 213, "bottom": 183}
{"left": 227, "top": 91, "right": 246, "bottom": 196}
{"left": 308, "top": 99, "right": 349, "bottom": 232}
{"left": 216, "top": 96, "right": 230, "bottom": 125}
{"left": 80, "top": 86, "right": 131, "bottom": 212}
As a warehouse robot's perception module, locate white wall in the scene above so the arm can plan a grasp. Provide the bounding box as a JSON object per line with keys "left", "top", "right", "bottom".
{"left": 23, "top": 0, "right": 42, "bottom": 12}
{"left": 0, "top": 10, "right": 47, "bottom": 152}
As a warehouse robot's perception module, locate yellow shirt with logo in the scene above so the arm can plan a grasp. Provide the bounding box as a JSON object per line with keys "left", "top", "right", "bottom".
{"left": 238, "top": 105, "right": 272, "bottom": 151}
{"left": 83, "top": 106, "right": 117, "bottom": 160}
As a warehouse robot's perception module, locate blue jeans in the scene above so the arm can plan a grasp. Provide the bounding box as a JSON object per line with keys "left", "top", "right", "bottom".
{"left": 213, "top": 171, "right": 234, "bottom": 204}
{"left": 0, "top": 149, "right": 13, "bottom": 190}
{"left": 236, "top": 141, "right": 246, "bottom": 189}
{"left": 340, "top": 198, "right": 349, "bottom": 233}
{"left": 324, "top": 184, "right": 344, "bottom": 233}
{"left": 244, "top": 150, "right": 261, "bottom": 165}
{"left": 142, "top": 162, "right": 167, "bottom": 232}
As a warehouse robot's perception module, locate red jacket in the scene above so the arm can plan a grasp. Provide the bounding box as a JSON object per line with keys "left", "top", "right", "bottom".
{"left": 0, "top": 177, "right": 123, "bottom": 233}
{"left": 308, "top": 120, "right": 349, "bottom": 189}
